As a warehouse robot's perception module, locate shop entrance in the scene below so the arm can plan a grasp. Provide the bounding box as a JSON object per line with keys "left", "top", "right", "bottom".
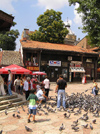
{"left": 48, "top": 67, "right": 60, "bottom": 82}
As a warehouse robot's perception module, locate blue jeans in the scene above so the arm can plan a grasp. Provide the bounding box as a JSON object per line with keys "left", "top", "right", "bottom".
{"left": 57, "top": 90, "right": 66, "bottom": 108}
{"left": 8, "top": 80, "right": 12, "bottom": 95}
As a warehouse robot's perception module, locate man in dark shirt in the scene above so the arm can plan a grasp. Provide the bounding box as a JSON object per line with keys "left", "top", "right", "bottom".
{"left": 55, "top": 74, "right": 67, "bottom": 109}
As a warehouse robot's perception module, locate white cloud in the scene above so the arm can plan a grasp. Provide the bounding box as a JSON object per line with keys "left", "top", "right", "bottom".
{"left": 73, "top": 3, "right": 82, "bottom": 25}
{"left": 37, "top": 0, "right": 69, "bottom": 10}
{"left": 0, "top": 0, "right": 17, "bottom": 13}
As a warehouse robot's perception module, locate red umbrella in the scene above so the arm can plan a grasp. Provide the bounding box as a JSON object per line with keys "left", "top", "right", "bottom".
{"left": 32, "top": 71, "right": 46, "bottom": 75}
{"left": 0, "top": 64, "right": 32, "bottom": 74}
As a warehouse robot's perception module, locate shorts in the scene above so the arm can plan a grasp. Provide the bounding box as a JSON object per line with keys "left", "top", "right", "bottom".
{"left": 38, "top": 96, "right": 45, "bottom": 100}
{"left": 29, "top": 109, "right": 36, "bottom": 115}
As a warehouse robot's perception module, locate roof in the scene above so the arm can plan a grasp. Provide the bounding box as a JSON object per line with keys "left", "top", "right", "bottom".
{"left": 89, "top": 47, "right": 100, "bottom": 51}
{"left": 20, "top": 40, "right": 98, "bottom": 55}
{"left": 0, "top": 51, "right": 23, "bottom": 66}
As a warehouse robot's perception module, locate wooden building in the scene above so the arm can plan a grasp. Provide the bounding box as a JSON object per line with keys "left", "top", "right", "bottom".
{"left": 20, "top": 40, "right": 99, "bottom": 82}
{"left": 0, "top": 10, "right": 14, "bottom": 31}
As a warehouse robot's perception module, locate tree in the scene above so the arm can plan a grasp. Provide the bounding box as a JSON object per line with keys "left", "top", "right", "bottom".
{"left": 68, "top": 0, "right": 100, "bottom": 46}
{"left": 0, "top": 23, "right": 19, "bottom": 50}
{"left": 29, "top": 9, "right": 68, "bottom": 44}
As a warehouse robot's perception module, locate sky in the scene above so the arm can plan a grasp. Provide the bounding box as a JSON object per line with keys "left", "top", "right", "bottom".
{"left": 0, "top": 0, "right": 87, "bottom": 51}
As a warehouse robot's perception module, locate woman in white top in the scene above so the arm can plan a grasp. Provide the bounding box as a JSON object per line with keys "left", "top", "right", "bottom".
{"left": 0, "top": 75, "right": 6, "bottom": 96}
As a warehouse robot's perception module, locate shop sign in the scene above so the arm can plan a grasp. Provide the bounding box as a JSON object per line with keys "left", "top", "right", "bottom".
{"left": 75, "top": 64, "right": 81, "bottom": 67}
{"left": 49, "top": 60, "right": 61, "bottom": 66}
{"left": 26, "top": 66, "right": 39, "bottom": 71}
{"left": 71, "top": 61, "right": 82, "bottom": 64}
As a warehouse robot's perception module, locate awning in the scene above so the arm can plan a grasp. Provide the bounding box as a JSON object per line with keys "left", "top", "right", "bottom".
{"left": 70, "top": 67, "right": 85, "bottom": 73}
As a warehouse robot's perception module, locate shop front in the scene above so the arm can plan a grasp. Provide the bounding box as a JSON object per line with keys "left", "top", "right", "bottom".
{"left": 41, "top": 59, "right": 69, "bottom": 82}
{"left": 20, "top": 40, "right": 99, "bottom": 82}
{"left": 69, "top": 61, "right": 85, "bottom": 82}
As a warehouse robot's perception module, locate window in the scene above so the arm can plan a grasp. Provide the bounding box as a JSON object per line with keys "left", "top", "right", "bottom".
{"left": 62, "top": 69, "right": 67, "bottom": 78}
{"left": 25, "top": 53, "right": 38, "bottom": 66}
{"left": 62, "top": 62, "right": 68, "bottom": 67}
{"left": 41, "top": 61, "right": 47, "bottom": 66}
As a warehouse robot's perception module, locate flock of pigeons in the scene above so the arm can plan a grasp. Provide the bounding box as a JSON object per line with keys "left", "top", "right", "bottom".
{"left": 0, "top": 88, "right": 100, "bottom": 133}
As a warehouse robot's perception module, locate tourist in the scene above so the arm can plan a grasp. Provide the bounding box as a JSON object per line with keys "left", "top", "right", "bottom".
{"left": 36, "top": 86, "right": 48, "bottom": 103}
{"left": 27, "top": 89, "right": 39, "bottom": 123}
{"left": 23, "top": 77, "right": 32, "bottom": 100}
{"left": 20, "top": 77, "right": 23, "bottom": 95}
{"left": 43, "top": 75, "right": 50, "bottom": 97}
{"left": 14, "top": 76, "right": 20, "bottom": 94}
{"left": 0, "top": 75, "right": 6, "bottom": 96}
{"left": 92, "top": 79, "right": 98, "bottom": 96}
{"left": 55, "top": 74, "right": 67, "bottom": 110}
{"left": 36, "top": 81, "right": 40, "bottom": 92}
{"left": 8, "top": 70, "right": 13, "bottom": 95}
{"left": 31, "top": 75, "right": 36, "bottom": 83}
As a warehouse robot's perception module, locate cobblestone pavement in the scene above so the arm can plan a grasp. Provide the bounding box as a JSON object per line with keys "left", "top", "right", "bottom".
{"left": 0, "top": 81, "right": 100, "bottom": 134}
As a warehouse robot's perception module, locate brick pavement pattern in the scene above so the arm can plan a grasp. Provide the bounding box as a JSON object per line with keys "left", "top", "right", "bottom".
{"left": 0, "top": 82, "right": 100, "bottom": 134}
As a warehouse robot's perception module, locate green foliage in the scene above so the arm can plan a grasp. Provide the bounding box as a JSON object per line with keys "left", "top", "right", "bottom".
{"left": 0, "top": 29, "right": 19, "bottom": 50}
{"left": 68, "top": 0, "right": 100, "bottom": 46}
{"left": 29, "top": 9, "right": 68, "bottom": 44}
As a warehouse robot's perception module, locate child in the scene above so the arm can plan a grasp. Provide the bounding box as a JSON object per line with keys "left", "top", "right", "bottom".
{"left": 27, "top": 89, "right": 38, "bottom": 123}
{"left": 92, "top": 79, "right": 98, "bottom": 96}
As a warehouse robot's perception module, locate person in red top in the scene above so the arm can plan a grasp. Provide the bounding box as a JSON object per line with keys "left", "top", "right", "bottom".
{"left": 33, "top": 81, "right": 36, "bottom": 89}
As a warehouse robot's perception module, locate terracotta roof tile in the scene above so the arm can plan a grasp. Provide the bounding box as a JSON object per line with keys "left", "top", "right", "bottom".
{"left": 20, "top": 40, "right": 98, "bottom": 55}
{"left": 1, "top": 51, "right": 23, "bottom": 66}
{"left": 89, "top": 47, "right": 99, "bottom": 51}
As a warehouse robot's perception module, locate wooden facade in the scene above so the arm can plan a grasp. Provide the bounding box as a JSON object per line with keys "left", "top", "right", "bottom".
{"left": 22, "top": 45, "right": 98, "bottom": 82}
{"left": 0, "top": 10, "right": 14, "bottom": 31}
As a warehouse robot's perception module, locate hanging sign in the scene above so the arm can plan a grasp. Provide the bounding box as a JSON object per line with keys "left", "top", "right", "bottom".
{"left": 49, "top": 60, "right": 61, "bottom": 66}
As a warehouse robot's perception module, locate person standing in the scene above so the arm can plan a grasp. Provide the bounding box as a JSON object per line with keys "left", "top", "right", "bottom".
{"left": 8, "top": 70, "right": 13, "bottom": 96}
{"left": 43, "top": 75, "right": 50, "bottom": 97}
{"left": 20, "top": 77, "right": 23, "bottom": 95}
{"left": 14, "top": 76, "right": 20, "bottom": 94}
{"left": 55, "top": 74, "right": 67, "bottom": 109}
{"left": 23, "top": 77, "right": 32, "bottom": 100}
{"left": 27, "top": 89, "right": 39, "bottom": 123}
{"left": 0, "top": 75, "right": 6, "bottom": 96}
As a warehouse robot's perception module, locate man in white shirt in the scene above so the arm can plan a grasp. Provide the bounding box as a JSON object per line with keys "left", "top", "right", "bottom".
{"left": 23, "top": 77, "right": 32, "bottom": 100}
{"left": 14, "top": 76, "right": 20, "bottom": 94}
{"left": 43, "top": 76, "right": 50, "bottom": 97}
{"left": 36, "top": 86, "right": 48, "bottom": 103}
{"left": 8, "top": 70, "right": 13, "bottom": 95}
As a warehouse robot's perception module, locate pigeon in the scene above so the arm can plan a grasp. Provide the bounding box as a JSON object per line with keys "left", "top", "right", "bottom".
{"left": 0, "top": 130, "right": 3, "bottom": 134}
{"left": 12, "top": 113, "right": 15, "bottom": 117}
{"left": 73, "top": 119, "right": 78, "bottom": 124}
{"left": 17, "top": 109, "right": 20, "bottom": 114}
{"left": 5, "top": 110, "right": 8, "bottom": 115}
{"left": 90, "top": 123, "right": 93, "bottom": 130}
{"left": 72, "top": 126, "right": 79, "bottom": 131}
{"left": 92, "top": 119, "right": 96, "bottom": 124}
{"left": 21, "top": 105, "right": 25, "bottom": 112}
{"left": 59, "top": 123, "right": 65, "bottom": 131}
{"left": 85, "top": 89, "right": 88, "bottom": 92}
{"left": 83, "top": 112, "right": 88, "bottom": 117}
{"left": 25, "top": 126, "right": 32, "bottom": 132}
{"left": 16, "top": 114, "right": 21, "bottom": 119}
{"left": 65, "top": 113, "right": 71, "bottom": 118}
{"left": 44, "top": 112, "right": 48, "bottom": 115}
{"left": 64, "top": 113, "right": 67, "bottom": 118}
{"left": 82, "top": 124, "right": 88, "bottom": 128}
